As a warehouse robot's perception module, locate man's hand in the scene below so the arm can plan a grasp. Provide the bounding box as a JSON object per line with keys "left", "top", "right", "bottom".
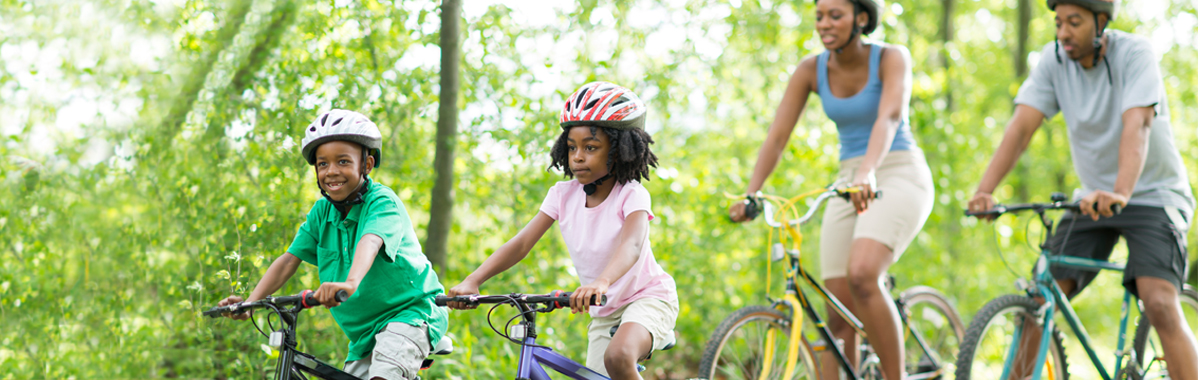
{"left": 315, "top": 281, "right": 357, "bottom": 307}
{"left": 1078, "top": 190, "right": 1128, "bottom": 220}
{"left": 445, "top": 280, "right": 481, "bottom": 310}
{"left": 571, "top": 279, "right": 609, "bottom": 314}
{"left": 217, "top": 295, "right": 252, "bottom": 320}
{"left": 967, "top": 192, "right": 999, "bottom": 221}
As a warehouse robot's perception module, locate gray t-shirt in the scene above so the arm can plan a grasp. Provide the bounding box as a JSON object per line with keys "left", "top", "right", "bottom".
{"left": 1015, "top": 30, "right": 1195, "bottom": 215}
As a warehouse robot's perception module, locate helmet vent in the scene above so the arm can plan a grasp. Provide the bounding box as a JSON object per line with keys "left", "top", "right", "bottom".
{"left": 321, "top": 114, "right": 329, "bottom": 125}
{"left": 309, "top": 126, "right": 317, "bottom": 132}
{"left": 332, "top": 117, "right": 344, "bottom": 126}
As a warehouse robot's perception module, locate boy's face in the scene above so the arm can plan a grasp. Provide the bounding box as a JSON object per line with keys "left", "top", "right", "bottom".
{"left": 314, "top": 141, "right": 372, "bottom": 201}
{"left": 566, "top": 126, "right": 611, "bottom": 184}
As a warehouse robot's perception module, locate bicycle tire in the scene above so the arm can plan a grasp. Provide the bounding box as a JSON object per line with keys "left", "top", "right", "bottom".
{"left": 1129, "top": 285, "right": 1198, "bottom": 380}
{"left": 900, "top": 286, "right": 966, "bottom": 378}
{"left": 697, "top": 305, "right": 819, "bottom": 380}
{"left": 954, "top": 294, "right": 1068, "bottom": 380}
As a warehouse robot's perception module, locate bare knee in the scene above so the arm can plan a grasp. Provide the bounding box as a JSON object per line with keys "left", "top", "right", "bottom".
{"left": 846, "top": 267, "right": 883, "bottom": 301}
{"left": 603, "top": 345, "right": 639, "bottom": 372}
{"left": 1141, "top": 292, "right": 1183, "bottom": 329}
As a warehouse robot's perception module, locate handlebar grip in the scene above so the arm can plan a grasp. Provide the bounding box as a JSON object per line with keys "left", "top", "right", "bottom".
{"left": 301, "top": 289, "right": 349, "bottom": 308}
{"left": 434, "top": 295, "right": 454, "bottom": 307}
{"left": 837, "top": 189, "right": 883, "bottom": 201}
{"left": 202, "top": 307, "right": 228, "bottom": 318}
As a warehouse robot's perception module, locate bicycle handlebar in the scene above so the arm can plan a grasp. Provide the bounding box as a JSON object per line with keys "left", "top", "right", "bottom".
{"left": 434, "top": 292, "right": 606, "bottom": 309}
{"left": 964, "top": 201, "right": 1122, "bottom": 217}
{"left": 202, "top": 290, "right": 349, "bottom": 318}
{"left": 759, "top": 187, "right": 883, "bottom": 228}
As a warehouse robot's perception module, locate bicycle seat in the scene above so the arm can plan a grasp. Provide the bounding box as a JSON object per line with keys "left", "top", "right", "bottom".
{"left": 430, "top": 335, "right": 454, "bottom": 356}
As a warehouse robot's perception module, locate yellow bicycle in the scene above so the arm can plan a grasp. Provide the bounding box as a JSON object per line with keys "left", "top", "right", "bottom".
{"left": 697, "top": 185, "right": 965, "bottom": 380}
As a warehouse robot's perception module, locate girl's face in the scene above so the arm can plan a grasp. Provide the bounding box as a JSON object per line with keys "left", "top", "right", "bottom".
{"left": 314, "top": 141, "right": 372, "bottom": 201}
{"left": 815, "top": 0, "right": 865, "bottom": 50}
{"left": 566, "top": 126, "right": 611, "bottom": 184}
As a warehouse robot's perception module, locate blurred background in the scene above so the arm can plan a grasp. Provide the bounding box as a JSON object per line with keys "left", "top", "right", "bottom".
{"left": 0, "top": 0, "right": 1194, "bottom": 378}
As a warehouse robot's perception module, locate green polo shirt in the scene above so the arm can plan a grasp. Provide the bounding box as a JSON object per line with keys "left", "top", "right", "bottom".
{"left": 287, "top": 179, "right": 448, "bottom": 362}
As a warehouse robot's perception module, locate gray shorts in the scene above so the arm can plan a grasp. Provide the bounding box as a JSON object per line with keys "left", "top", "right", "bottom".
{"left": 343, "top": 322, "right": 430, "bottom": 380}
{"left": 1047, "top": 205, "right": 1190, "bottom": 298}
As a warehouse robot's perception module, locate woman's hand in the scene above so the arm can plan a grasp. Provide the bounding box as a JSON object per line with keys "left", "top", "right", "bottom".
{"left": 571, "top": 279, "right": 610, "bottom": 314}
{"left": 217, "top": 295, "right": 252, "bottom": 320}
{"left": 728, "top": 199, "right": 749, "bottom": 222}
{"left": 446, "top": 280, "right": 481, "bottom": 310}
{"left": 849, "top": 170, "right": 877, "bottom": 213}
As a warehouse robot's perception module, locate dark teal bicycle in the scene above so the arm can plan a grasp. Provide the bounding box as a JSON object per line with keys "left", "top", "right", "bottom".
{"left": 955, "top": 193, "right": 1198, "bottom": 380}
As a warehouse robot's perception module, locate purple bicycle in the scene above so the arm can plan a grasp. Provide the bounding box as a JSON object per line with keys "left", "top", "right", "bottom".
{"left": 436, "top": 291, "right": 674, "bottom": 380}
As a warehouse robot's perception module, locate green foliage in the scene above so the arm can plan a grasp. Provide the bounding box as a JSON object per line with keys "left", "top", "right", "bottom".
{"left": 0, "top": 0, "right": 1194, "bottom": 379}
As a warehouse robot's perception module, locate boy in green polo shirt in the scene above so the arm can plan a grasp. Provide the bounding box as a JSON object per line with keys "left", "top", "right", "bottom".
{"left": 216, "top": 109, "right": 448, "bottom": 380}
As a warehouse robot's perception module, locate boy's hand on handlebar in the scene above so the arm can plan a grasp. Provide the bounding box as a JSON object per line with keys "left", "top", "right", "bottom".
{"left": 315, "top": 282, "right": 355, "bottom": 308}
{"left": 967, "top": 192, "right": 998, "bottom": 221}
{"left": 446, "top": 281, "right": 480, "bottom": 310}
{"left": 848, "top": 171, "right": 877, "bottom": 213}
{"left": 571, "top": 280, "right": 609, "bottom": 314}
{"left": 1079, "top": 190, "right": 1127, "bottom": 221}
{"left": 217, "top": 295, "right": 252, "bottom": 320}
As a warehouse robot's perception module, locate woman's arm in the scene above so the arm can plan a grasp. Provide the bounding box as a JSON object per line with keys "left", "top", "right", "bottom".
{"left": 569, "top": 210, "right": 651, "bottom": 313}
{"left": 446, "top": 212, "right": 556, "bottom": 308}
{"left": 731, "top": 57, "right": 818, "bottom": 221}
{"left": 849, "top": 45, "right": 912, "bottom": 212}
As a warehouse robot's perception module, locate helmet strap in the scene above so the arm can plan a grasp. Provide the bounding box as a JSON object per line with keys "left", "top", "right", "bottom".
{"left": 583, "top": 174, "right": 612, "bottom": 196}
{"left": 835, "top": 23, "right": 861, "bottom": 54}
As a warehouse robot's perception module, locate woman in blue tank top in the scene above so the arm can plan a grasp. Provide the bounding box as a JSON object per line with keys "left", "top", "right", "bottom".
{"left": 728, "top": 0, "right": 935, "bottom": 379}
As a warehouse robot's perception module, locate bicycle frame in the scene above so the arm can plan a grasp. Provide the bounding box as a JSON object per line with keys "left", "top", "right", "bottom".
{"left": 1004, "top": 248, "right": 1134, "bottom": 380}
{"left": 754, "top": 188, "right": 949, "bottom": 380}
{"left": 509, "top": 300, "right": 611, "bottom": 380}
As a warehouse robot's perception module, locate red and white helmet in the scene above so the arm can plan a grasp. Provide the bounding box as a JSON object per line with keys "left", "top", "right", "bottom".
{"left": 559, "top": 81, "right": 647, "bottom": 131}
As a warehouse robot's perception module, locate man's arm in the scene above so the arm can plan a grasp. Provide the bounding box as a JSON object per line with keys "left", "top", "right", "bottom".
{"left": 1078, "top": 106, "right": 1154, "bottom": 219}
{"left": 967, "top": 105, "right": 1046, "bottom": 216}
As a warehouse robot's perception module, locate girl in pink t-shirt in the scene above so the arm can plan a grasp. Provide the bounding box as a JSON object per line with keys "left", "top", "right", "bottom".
{"left": 446, "top": 81, "right": 678, "bottom": 379}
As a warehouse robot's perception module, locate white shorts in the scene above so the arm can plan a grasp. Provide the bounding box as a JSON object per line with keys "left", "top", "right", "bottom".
{"left": 819, "top": 150, "right": 934, "bottom": 279}
{"left": 585, "top": 297, "right": 679, "bottom": 377}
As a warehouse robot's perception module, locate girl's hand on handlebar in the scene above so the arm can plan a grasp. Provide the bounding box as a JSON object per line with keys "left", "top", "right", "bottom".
{"left": 728, "top": 201, "right": 749, "bottom": 222}
{"left": 315, "top": 282, "right": 355, "bottom": 307}
{"left": 571, "top": 280, "right": 609, "bottom": 314}
{"left": 849, "top": 171, "right": 877, "bottom": 213}
{"left": 217, "top": 295, "right": 252, "bottom": 320}
{"left": 446, "top": 281, "right": 480, "bottom": 310}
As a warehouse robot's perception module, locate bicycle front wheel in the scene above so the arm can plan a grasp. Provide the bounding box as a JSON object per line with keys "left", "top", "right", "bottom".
{"left": 900, "top": 286, "right": 966, "bottom": 378}
{"left": 955, "top": 294, "right": 1068, "bottom": 380}
{"left": 1131, "top": 285, "right": 1198, "bottom": 379}
{"left": 697, "top": 305, "right": 819, "bottom": 380}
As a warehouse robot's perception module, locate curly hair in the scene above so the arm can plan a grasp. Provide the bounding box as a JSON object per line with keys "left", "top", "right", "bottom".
{"left": 548, "top": 126, "right": 659, "bottom": 184}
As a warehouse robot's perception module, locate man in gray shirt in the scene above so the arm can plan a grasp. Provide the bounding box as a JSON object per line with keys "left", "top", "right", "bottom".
{"left": 967, "top": 0, "right": 1197, "bottom": 378}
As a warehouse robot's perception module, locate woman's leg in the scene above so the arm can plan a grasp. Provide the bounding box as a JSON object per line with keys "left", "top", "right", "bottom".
{"left": 822, "top": 277, "right": 860, "bottom": 380}
{"left": 846, "top": 238, "right": 902, "bottom": 380}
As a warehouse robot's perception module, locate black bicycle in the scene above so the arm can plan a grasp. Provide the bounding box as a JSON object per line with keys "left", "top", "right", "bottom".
{"left": 203, "top": 290, "right": 454, "bottom": 380}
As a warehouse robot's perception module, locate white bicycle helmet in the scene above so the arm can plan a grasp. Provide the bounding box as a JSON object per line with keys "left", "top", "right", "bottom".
{"left": 1047, "top": 0, "right": 1117, "bottom": 19}
{"left": 559, "top": 82, "right": 647, "bottom": 131}
{"left": 301, "top": 109, "right": 382, "bottom": 168}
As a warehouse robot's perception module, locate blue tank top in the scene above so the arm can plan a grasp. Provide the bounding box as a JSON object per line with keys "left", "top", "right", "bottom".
{"left": 817, "top": 44, "right": 918, "bottom": 161}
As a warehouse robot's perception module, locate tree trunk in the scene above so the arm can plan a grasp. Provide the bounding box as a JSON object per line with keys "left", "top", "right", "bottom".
{"left": 425, "top": 0, "right": 461, "bottom": 272}
{"left": 940, "top": 0, "right": 954, "bottom": 110}
{"left": 1014, "top": 0, "right": 1034, "bottom": 202}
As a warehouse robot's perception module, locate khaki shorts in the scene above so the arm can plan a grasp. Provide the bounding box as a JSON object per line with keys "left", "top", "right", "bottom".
{"left": 819, "top": 150, "right": 934, "bottom": 279}
{"left": 343, "top": 322, "right": 430, "bottom": 380}
{"left": 585, "top": 297, "right": 679, "bottom": 377}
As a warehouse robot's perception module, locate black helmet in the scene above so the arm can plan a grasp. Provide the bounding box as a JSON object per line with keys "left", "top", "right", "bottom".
{"left": 1047, "top": 0, "right": 1118, "bottom": 20}
{"left": 815, "top": 0, "right": 882, "bottom": 35}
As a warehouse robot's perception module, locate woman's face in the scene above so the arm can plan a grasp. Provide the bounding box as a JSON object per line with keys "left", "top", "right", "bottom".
{"left": 815, "top": 0, "right": 866, "bottom": 50}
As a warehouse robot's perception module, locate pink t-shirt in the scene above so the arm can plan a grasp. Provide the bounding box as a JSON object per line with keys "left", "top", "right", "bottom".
{"left": 539, "top": 180, "right": 678, "bottom": 317}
